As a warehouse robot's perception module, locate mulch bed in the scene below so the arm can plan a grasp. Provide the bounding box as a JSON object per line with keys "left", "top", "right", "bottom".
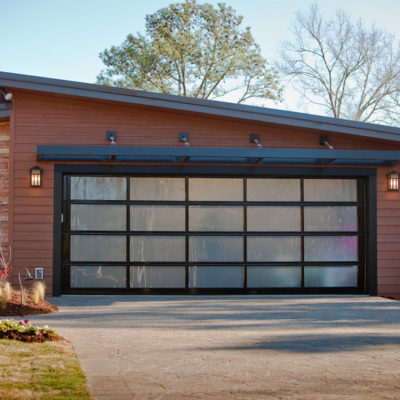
{"left": 0, "top": 290, "right": 59, "bottom": 316}
{"left": 0, "top": 329, "right": 63, "bottom": 343}
{"left": 0, "top": 290, "right": 62, "bottom": 342}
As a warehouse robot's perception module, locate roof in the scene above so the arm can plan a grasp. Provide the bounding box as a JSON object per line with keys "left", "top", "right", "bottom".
{"left": 1, "top": 71, "right": 400, "bottom": 142}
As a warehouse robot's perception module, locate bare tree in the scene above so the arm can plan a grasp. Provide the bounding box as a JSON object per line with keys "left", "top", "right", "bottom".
{"left": 278, "top": 4, "right": 400, "bottom": 125}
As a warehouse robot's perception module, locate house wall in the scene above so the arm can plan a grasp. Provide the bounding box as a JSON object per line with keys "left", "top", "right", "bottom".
{"left": 377, "top": 166, "right": 400, "bottom": 299}
{"left": 0, "top": 121, "right": 9, "bottom": 260}
{"left": 9, "top": 90, "right": 400, "bottom": 297}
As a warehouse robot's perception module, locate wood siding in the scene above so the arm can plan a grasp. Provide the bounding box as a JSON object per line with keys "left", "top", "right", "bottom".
{"left": 10, "top": 90, "right": 400, "bottom": 297}
{"left": 377, "top": 167, "right": 400, "bottom": 299}
{"left": 0, "top": 121, "right": 9, "bottom": 259}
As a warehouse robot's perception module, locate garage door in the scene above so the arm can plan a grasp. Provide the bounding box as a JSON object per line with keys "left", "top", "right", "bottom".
{"left": 62, "top": 175, "right": 364, "bottom": 293}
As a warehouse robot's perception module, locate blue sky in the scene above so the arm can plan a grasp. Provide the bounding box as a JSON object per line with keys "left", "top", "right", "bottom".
{"left": 2, "top": 0, "right": 400, "bottom": 110}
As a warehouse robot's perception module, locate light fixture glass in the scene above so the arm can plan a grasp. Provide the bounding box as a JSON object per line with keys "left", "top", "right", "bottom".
{"left": 387, "top": 171, "right": 399, "bottom": 191}
{"left": 30, "top": 166, "right": 43, "bottom": 187}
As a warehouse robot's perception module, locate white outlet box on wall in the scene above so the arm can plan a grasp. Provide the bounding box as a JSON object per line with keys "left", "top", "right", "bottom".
{"left": 35, "top": 268, "right": 43, "bottom": 280}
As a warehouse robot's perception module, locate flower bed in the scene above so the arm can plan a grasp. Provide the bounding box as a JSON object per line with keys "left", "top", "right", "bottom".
{"left": 0, "top": 319, "right": 63, "bottom": 343}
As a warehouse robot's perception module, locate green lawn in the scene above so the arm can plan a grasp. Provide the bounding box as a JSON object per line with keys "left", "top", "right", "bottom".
{"left": 0, "top": 339, "right": 91, "bottom": 400}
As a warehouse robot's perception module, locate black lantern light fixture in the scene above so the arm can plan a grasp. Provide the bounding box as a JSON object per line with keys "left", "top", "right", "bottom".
{"left": 30, "top": 166, "right": 43, "bottom": 187}
{"left": 387, "top": 171, "right": 399, "bottom": 191}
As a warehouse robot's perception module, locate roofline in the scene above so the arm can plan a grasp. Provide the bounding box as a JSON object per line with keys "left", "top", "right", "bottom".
{"left": 1, "top": 71, "right": 400, "bottom": 142}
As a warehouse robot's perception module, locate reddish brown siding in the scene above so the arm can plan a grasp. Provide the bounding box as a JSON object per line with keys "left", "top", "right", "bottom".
{"left": 377, "top": 167, "right": 400, "bottom": 299}
{"left": 0, "top": 121, "right": 9, "bottom": 259}
{"left": 9, "top": 90, "right": 400, "bottom": 297}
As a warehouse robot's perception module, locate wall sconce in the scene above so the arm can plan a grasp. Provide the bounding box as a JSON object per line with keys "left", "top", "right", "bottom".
{"left": 106, "top": 130, "right": 117, "bottom": 145}
{"left": 178, "top": 132, "right": 190, "bottom": 146}
{"left": 249, "top": 133, "right": 262, "bottom": 148}
{"left": 1, "top": 88, "right": 12, "bottom": 101}
{"left": 387, "top": 171, "right": 399, "bottom": 191}
{"left": 30, "top": 166, "right": 43, "bottom": 187}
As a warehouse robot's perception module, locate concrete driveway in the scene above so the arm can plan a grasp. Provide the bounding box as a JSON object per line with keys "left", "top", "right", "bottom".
{"left": 32, "top": 295, "right": 400, "bottom": 400}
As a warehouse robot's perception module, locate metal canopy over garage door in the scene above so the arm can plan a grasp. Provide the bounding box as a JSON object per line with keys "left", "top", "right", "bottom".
{"left": 61, "top": 173, "right": 366, "bottom": 294}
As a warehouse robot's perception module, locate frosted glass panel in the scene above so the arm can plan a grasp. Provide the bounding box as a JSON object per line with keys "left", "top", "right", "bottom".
{"left": 70, "top": 177, "right": 126, "bottom": 200}
{"left": 189, "top": 178, "right": 243, "bottom": 201}
{"left": 71, "top": 205, "right": 126, "bottom": 231}
{"left": 304, "top": 266, "right": 358, "bottom": 287}
{"left": 247, "top": 206, "right": 300, "bottom": 231}
{"left": 70, "top": 266, "right": 126, "bottom": 288}
{"left": 130, "top": 177, "right": 185, "bottom": 200}
{"left": 70, "top": 235, "right": 126, "bottom": 262}
{"left": 304, "top": 236, "right": 358, "bottom": 261}
{"left": 189, "top": 266, "right": 243, "bottom": 288}
{"left": 247, "top": 237, "right": 301, "bottom": 262}
{"left": 130, "top": 266, "right": 185, "bottom": 288}
{"left": 304, "top": 206, "right": 357, "bottom": 231}
{"left": 247, "top": 179, "right": 300, "bottom": 201}
{"left": 189, "top": 236, "right": 243, "bottom": 262}
{"left": 130, "top": 206, "right": 185, "bottom": 231}
{"left": 130, "top": 236, "right": 185, "bottom": 261}
{"left": 304, "top": 179, "right": 357, "bottom": 201}
{"left": 189, "top": 206, "right": 243, "bottom": 231}
{"left": 247, "top": 266, "right": 301, "bottom": 288}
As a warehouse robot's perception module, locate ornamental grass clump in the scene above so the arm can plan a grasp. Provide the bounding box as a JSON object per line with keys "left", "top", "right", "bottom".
{"left": 31, "top": 281, "right": 46, "bottom": 304}
{"left": 0, "top": 281, "right": 12, "bottom": 309}
{"left": 0, "top": 241, "right": 12, "bottom": 309}
{"left": 0, "top": 319, "right": 60, "bottom": 343}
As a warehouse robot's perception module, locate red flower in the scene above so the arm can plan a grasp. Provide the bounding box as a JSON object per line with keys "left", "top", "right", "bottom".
{"left": 24, "top": 320, "right": 30, "bottom": 325}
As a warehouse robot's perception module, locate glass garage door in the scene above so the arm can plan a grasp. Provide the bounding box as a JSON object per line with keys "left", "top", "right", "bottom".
{"left": 62, "top": 176, "right": 364, "bottom": 293}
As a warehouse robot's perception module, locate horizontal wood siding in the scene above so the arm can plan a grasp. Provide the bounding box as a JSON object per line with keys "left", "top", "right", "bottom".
{"left": 377, "top": 166, "right": 400, "bottom": 299}
{"left": 0, "top": 121, "right": 9, "bottom": 260}
{"left": 10, "top": 90, "right": 400, "bottom": 296}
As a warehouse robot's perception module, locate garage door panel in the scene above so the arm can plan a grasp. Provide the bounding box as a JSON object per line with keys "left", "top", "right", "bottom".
{"left": 189, "top": 266, "right": 243, "bottom": 288}
{"left": 304, "top": 179, "right": 357, "bottom": 201}
{"left": 71, "top": 204, "right": 126, "bottom": 231}
{"left": 304, "top": 266, "right": 358, "bottom": 287}
{"left": 130, "top": 236, "right": 185, "bottom": 262}
{"left": 189, "top": 236, "right": 243, "bottom": 262}
{"left": 189, "top": 206, "right": 243, "bottom": 231}
{"left": 64, "top": 175, "right": 365, "bottom": 293}
{"left": 304, "top": 236, "right": 358, "bottom": 262}
{"left": 70, "top": 235, "right": 126, "bottom": 262}
{"left": 247, "top": 266, "right": 301, "bottom": 288}
{"left": 130, "top": 205, "right": 185, "bottom": 231}
{"left": 247, "top": 206, "right": 300, "bottom": 231}
{"left": 247, "top": 237, "right": 301, "bottom": 262}
{"left": 130, "top": 177, "right": 185, "bottom": 201}
{"left": 71, "top": 176, "right": 127, "bottom": 200}
{"left": 70, "top": 265, "right": 126, "bottom": 288}
{"left": 130, "top": 266, "right": 185, "bottom": 288}
{"left": 304, "top": 206, "right": 358, "bottom": 232}
{"left": 188, "top": 178, "right": 243, "bottom": 201}
{"left": 247, "top": 178, "right": 300, "bottom": 201}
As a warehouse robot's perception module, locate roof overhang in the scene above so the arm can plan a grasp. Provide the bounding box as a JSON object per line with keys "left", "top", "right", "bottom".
{"left": 36, "top": 145, "right": 400, "bottom": 166}
{"left": 2, "top": 71, "right": 400, "bottom": 142}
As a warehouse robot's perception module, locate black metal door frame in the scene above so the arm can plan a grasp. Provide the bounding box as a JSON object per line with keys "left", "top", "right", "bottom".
{"left": 52, "top": 164, "right": 377, "bottom": 296}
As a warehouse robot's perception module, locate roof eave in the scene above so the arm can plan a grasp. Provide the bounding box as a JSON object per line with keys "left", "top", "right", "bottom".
{"left": 1, "top": 71, "right": 400, "bottom": 142}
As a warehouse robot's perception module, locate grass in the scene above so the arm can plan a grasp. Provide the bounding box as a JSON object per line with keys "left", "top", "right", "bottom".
{"left": 0, "top": 339, "right": 91, "bottom": 400}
